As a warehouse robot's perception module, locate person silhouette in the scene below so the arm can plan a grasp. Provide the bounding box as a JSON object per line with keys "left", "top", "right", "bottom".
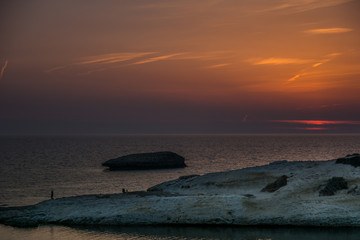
{"left": 51, "top": 190, "right": 54, "bottom": 200}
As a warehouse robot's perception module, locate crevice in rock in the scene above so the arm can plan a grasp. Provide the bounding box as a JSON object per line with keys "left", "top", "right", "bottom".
{"left": 319, "top": 177, "right": 348, "bottom": 196}
{"left": 261, "top": 175, "right": 288, "bottom": 192}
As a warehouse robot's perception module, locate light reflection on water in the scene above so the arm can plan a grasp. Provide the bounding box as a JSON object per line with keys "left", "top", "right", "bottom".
{"left": 2, "top": 224, "right": 360, "bottom": 240}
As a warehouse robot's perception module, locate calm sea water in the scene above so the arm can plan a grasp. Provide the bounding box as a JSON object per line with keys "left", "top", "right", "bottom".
{"left": 1, "top": 134, "right": 360, "bottom": 239}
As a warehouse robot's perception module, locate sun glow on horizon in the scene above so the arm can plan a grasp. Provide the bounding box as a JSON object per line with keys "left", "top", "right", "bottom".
{"left": 270, "top": 120, "right": 360, "bottom": 131}
{"left": 271, "top": 120, "right": 360, "bottom": 125}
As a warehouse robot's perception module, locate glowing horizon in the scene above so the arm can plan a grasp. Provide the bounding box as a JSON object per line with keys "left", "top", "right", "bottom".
{"left": 270, "top": 120, "right": 360, "bottom": 125}
{"left": 270, "top": 120, "right": 360, "bottom": 131}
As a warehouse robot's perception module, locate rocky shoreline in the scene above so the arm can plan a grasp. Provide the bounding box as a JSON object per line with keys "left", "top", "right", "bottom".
{"left": 1, "top": 154, "right": 360, "bottom": 227}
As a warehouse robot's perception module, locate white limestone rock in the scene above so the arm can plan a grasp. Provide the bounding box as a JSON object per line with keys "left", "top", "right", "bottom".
{"left": 1, "top": 156, "right": 360, "bottom": 227}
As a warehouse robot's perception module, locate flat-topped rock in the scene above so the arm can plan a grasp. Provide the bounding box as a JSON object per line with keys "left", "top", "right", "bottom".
{"left": 102, "top": 151, "right": 186, "bottom": 170}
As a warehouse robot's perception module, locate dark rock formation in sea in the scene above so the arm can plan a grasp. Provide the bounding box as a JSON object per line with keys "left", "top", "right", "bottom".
{"left": 102, "top": 151, "right": 186, "bottom": 170}
{"left": 336, "top": 153, "right": 360, "bottom": 167}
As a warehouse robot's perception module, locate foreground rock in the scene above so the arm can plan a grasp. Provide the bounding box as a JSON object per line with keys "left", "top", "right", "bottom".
{"left": 1, "top": 154, "right": 360, "bottom": 227}
{"left": 319, "top": 177, "right": 348, "bottom": 196}
{"left": 102, "top": 151, "right": 186, "bottom": 170}
{"left": 336, "top": 153, "right": 360, "bottom": 167}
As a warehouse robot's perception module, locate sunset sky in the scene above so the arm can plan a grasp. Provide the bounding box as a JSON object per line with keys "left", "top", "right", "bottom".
{"left": 1, "top": 0, "right": 360, "bottom": 134}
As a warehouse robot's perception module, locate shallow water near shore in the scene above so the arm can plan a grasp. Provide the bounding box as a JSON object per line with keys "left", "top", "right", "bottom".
{"left": 1, "top": 134, "right": 360, "bottom": 239}
{"left": 2, "top": 224, "right": 360, "bottom": 240}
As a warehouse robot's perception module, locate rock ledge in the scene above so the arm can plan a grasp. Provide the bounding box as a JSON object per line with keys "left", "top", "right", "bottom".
{"left": 102, "top": 151, "right": 186, "bottom": 170}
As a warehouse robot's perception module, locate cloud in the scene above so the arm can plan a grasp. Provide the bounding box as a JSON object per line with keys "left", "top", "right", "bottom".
{"left": 288, "top": 74, "right": 301, "bottom": 82}
{"left": 296, "top": 103, "right": 342, "bottom": 110}
{"left": 249, "top": 57, "right": 313, "bottom": 65}
{"left": 131, "top": 53, "right": 184, "bottom": 65}
{"left": 45, "top": 65, "right": 68, "bottom": 73}
{"left": 78, "top": 52, "right": 154, "bottom": 65}
{"left": 305, "top": 28, "right": 353, "bottom": 34}
{"left": 77, "top": 67, "right": 109, "bottom": 76}
{"left": 312, "top": 62, "right": 323, "bottom": 67}
{"left": 312, "top": 53, "right": 341, "bottom": 68}
{"left": 206, "top": 63, "right": 230, "bottom": 69}
{"left": 177, "top": 51, "right": 233, "bottom": 61}
{"left": 130, "top": 51, "right": 233, "bottom": 67}
{"left": 264, "top": 0, "right": 353, "bottom": 13}
{"left": 248, "top": 53, "right": 342, "bottom": 82}
{"left": 45, "top": 51, "right": 233, "bottom": 75}
{"left": 45, "top": 52, "right": 154, "bottom": 73}
{"left": 0, "top": 60, "right": 8, "bottom": 81}
{"left": 294, "top": 127, "right": 327, "bottom": 130}
{"left": 287, "top": 53, "right": 342, "bottom": 81}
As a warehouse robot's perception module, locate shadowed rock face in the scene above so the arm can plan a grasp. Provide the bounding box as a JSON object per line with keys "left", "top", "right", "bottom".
{"left": 336, "top": 153, "right": 360, "bottom": 167}
{"left": 319, "top": 177, "right": 348, "bottom": 196}
{"left": 261, "top": 175, "right": 288, "bottom": 193}
{"left": 102, "top": 151, "right": 186, "bottom": 170}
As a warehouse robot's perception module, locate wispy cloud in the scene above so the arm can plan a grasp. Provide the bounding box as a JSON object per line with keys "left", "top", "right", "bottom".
{"left": 305, "top": 27, "right": 353, "bottom": 34}
{"left": 311, "top": 53, "right": 340, "bottom": 67}
{"left": 131, "top": 53, "right": 184, "bottom": 65}
{"left": 78, "top": 52, "right": 154, "bottom": 65}
{"left": 0, "top": 59, "right": 8, "bottom": 81}
{"left": 287, "top": 53, "right": 341, "bottom": 82}
{"left": 296, "top": 103, "right": 342, "bottom": 110}
{"left": 312, "top": 62, "right": 323, "bottom": 68}
{"left": 45, "top": 65, "right": 68, "bottom": 73}
{"left": 206, "top": 63, "right": 230, "bottom": 69}
{"left": 45, "top": 52, "right": 154, "bottom": 73}
{"left": 294, "top": 127, "right": 327, "bottom": 131}
{"left": 130, "top": 51, "right": 233, "bottom": 65}
{"left": 177, "top": 51, "right": 233, "bottom": 61}
{"left": 287, "top": 72, "right": 306, "bottom": 82}
{"left": 288, "top": 74, "right": 301, "bottom": 82}
{"left": 249, "top": 57, "right": 313, "bottom": 65}
{"left": 264, "top": 0, "right": 353, "bottom": 13}
{"left": 46, "top": 51, "right": 234, "bottom": 75}
{"left": 247, "top": 52, "right": 342, "bottom": 82}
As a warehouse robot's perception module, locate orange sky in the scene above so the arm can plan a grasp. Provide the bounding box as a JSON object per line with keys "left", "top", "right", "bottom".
{"left": 0, "top": 0, "right": 360, "bottom": 134}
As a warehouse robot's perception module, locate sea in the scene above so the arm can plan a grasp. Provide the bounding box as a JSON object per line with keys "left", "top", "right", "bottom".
{"left": 1, "top": 134, "right": 360, "bottom": 240}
